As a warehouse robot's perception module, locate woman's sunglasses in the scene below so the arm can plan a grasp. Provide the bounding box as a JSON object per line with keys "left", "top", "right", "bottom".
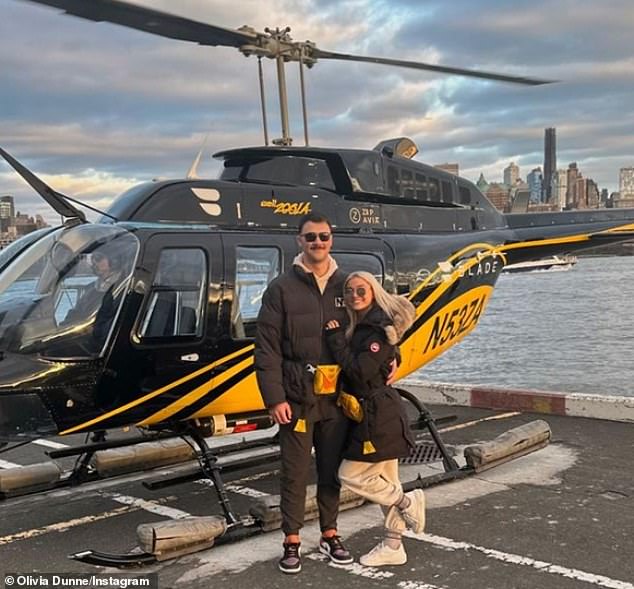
{"left": 344, "top": 286, "right": 368, "bottom": 298}
{"left": 301, "top": 232, "right": 331, "bottom": 242}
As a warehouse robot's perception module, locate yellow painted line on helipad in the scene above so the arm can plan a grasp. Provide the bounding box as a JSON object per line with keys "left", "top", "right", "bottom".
{"left": 438, "top": 412, "right": 522, "bottom": 434}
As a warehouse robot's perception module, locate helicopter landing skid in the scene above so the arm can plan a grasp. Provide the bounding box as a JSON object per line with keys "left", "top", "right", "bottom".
{"left": 70, "top": 517, "right": 265, "bottom": 567}
{"left": 69, "top": 391, "right": 552, "bottom": 568}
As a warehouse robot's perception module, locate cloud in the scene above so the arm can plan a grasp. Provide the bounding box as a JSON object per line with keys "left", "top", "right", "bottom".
{"left": 1, "top": 0, "right": 633, "bottom": 223}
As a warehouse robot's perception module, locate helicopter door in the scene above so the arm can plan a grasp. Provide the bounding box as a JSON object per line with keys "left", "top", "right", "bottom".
{"left": 132, "top": 233, "right": 222, "bottom": 393}
{"left": 220, "top": 233, "right": 294, "bottom": 341}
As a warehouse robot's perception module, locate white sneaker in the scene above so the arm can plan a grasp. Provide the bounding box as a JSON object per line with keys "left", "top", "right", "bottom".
{"left": 360, "top": 541, "right": 407, "bottom": 566}
{"left": 400, "top": 489, "right": 426, "bottom": 534}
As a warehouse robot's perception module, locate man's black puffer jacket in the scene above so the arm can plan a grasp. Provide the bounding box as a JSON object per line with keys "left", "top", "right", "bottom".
{"left": 326, "top": 305, "right": 415, "bottom": 462}
{"left": 255, "top": 264, "right": 347, "bottom": 411}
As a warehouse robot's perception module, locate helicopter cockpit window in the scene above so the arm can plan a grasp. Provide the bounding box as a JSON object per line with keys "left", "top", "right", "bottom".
{"left": 0, "top": 224, "right": 139, "bottom": 359}
{"left": 232, "top": 246, "right": 280, "bottom": 339}
{"left": 0, "top": 227, "right": 55, "bottom": 273}
{"left": 139, "top": 248, "right": 207, "bottom": 339}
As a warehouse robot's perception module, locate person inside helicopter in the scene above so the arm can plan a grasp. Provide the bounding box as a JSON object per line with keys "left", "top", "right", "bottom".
{"left": 0, "top": 225, "right": 138, "bottom": 359}
{"left": 63, "top": 249, "right": 123, "bottom": 350}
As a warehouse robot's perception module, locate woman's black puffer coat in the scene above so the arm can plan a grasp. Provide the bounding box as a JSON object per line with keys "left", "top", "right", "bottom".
{"left": 325, "top": 305, "right": 415, "bottom": 462}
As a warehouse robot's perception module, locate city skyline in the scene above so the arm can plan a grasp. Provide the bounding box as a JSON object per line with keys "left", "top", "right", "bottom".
{"left": 2, "top": 0, "right": 634, "bottom": 224}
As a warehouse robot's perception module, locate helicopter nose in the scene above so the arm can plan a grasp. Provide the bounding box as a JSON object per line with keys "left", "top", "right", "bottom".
{"left": 0, "top": 390, "right": 58, "bottom": 443}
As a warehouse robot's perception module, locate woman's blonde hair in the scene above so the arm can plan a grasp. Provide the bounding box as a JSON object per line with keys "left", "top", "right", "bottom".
{"left": 344, "top": 271, "right": 415, "bottom": 344}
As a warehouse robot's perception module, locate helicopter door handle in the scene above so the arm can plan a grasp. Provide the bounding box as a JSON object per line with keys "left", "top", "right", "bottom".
{"left": 208, "top": 364, "right": 230, "bottom": 376}
{"left": 180, "top": 353, "right": 200, "bottom": 362}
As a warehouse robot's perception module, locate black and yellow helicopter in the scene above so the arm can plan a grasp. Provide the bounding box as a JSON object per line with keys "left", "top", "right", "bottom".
{"left": 1, "top": 0, "right": 634, "bottom": 565}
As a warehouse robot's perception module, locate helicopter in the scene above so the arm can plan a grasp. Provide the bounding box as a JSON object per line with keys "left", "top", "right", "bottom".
{"left": 1, "top": 0, "right": 634, "bottom": 565}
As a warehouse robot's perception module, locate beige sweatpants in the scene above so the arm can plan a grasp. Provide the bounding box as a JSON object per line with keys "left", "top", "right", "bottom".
{"left": 338, "top": 459, "right": 406, "bottom": 533}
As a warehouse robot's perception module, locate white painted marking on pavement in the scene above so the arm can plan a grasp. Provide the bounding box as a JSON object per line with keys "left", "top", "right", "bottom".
{"left": 407, "top": 532, "right": 634, "bottom": 589}
{"left": 195, "top": 477, "right": 271, "bottom": 498}
{"left": 32, "top": 439, "right": 69, "bottom": 449}
{"left": 104, "top": 493, "right": 192, "bottom": 520}
{"left": 398, "top": 581, "right": 444, "bottom": 589}
{"left": 0, "top": 506, "right": 134, "bottom": 546}
{"left": 225, "top": 484, "right": 269, "bottom": 498}
{"left": 0, "top": 459, "right": 21, "bottom": 469}
{"left": 306, "top": 552, "right": 395, "bottom": 579}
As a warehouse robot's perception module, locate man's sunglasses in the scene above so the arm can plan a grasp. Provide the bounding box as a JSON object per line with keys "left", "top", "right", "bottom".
{"left": 301, "top": 232, "right": 331, "bottom": 242}
{"left": 344, "top": 286, "right": 368, "bottom": 298}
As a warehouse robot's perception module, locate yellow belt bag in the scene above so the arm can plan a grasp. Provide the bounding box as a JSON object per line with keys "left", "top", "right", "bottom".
{"left": 337, "top": 390, "right": 364, "bottom": 423}
{"left": 313, "top": 364, "right": 364, "bottom": 423}
{"left": 313, "top": 364, "right": 341, "bottom": 395}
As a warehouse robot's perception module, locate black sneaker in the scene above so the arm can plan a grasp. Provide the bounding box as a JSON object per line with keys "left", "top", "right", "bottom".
{"left": 319, "top": 535, "right": 353, "bottom": 566}
{"left": 279, "top": 542, "right": 301, "bottom": 574}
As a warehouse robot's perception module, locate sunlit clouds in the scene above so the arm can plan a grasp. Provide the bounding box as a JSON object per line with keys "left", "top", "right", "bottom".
{"left": 1, "top": 0, "right": 634, "bottom": 224}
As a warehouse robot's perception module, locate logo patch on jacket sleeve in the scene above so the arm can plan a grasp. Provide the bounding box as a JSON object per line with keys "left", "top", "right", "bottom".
{"left": 369, "top": 341, "right": 381, "bottom": 353}
{"left": 335, "top": 296, "right": 345, "bottom": 308}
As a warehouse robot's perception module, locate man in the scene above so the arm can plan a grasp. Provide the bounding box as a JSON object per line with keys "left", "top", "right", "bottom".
{"left": 65, "top": 249, "right": 122, "bottom": 350}
{"left": 255, "top": 212, "right": 353, "bottom": 573}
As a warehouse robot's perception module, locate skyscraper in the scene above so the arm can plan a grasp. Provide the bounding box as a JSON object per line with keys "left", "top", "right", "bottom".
{"left": 0, "top": 195, "right": 15, "bottom": 220}
{"left": 553, "top": 170, "right": 567, "bottom": 210}
{"left": 503, "top": 162, "right": 520, "bottom": 187}
{"left": 543, "top": 128, "right": 556, "bottom": 203}
{"left": 616, "top": 167, "right": 634, "bottom": 207}
{"left": 527, "top": 167, "right": 543, "bottom": 203}
{"left": 566, "top": 163, "right": 580, "bottom": 208}
{"left": 619, "top": 167, "right": 634, "bottom": 198}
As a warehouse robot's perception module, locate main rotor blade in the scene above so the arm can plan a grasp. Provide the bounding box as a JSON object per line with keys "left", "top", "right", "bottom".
{"left": 23, "top": 0, "right": 256, "bottom": 48}
{"left": 0, "top": 147, "right": 86, "bottom": 221}
{"left": 314, "top": 49, "right": 555, "bottom": 86}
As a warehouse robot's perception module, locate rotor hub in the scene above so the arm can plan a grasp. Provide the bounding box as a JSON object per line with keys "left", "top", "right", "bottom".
{"left": 238, "top": 25, "right": 317, "bottom": 67}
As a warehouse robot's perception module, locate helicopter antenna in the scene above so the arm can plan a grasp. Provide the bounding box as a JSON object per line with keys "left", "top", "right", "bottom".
{"left": 0, "top": 147, "right": 118, "bottom": 222}
{"left": 23, "top": 0, "right": 556, "bottom": 149}
{"left": 186, "top": 133, "right": 209, "bottom": 179}
{"left": 257, "top": 57, "right": 270, "bottom": 146}
{"left": 63, "top": 194, "right": 118, "bottom": 221}
{"left": 0, "top": 146, "right": 86, "bottom": 222}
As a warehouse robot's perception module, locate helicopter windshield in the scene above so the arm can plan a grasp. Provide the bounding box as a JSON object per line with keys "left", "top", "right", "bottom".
{"left": 0, "top": 224, "right": 139, "bottom": 359}
{"left": 0, "top": 226, "right": 57, "bottom": 273}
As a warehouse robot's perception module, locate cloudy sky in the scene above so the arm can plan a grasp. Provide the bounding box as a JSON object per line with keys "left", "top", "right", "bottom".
{"left": 1, "top": 0, "right": 634, "bottom": 223}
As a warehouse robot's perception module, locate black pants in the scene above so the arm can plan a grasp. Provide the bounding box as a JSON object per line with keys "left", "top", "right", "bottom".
{"left": 278, "top": 408, "right": 349, "bottom": 536}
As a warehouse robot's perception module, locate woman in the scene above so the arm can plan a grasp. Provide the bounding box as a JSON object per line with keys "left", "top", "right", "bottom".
{"left": 325, "top": 271, "right": 425, "bottom": 567}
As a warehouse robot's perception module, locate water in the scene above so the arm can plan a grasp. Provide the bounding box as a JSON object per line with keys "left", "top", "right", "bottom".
{"left": 409, "top": 256, "right": 634, "bottom": 397}
{"left": 4, "top": 257, "right": 632, "bottom": 397}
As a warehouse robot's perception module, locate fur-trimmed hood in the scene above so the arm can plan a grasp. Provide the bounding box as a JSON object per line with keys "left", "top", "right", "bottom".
{"left": 360, "top": 304, "right": 412, "bottom": 345}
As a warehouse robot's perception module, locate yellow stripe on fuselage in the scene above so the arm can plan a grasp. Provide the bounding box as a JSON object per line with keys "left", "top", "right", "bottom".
{"left": 499, "top": 233, "right": 590, "bottom": 252}
{"left": 137, "top": 355, "right": 254, "bottom": 426}
{"left": 410, "top": 245, "right": 503, "bottom": 320}
{"left": 187, "top": 372, "right": 265, "bottom": 419}
{"left": 59, "top": 344, "right": 254, "bottom": 435}
{"left": 397, "top": 284, "right": 495, "bottom": 380}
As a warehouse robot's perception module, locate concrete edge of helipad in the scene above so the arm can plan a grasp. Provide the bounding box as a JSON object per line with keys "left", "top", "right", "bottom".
{"left": 403, "top": 380, "right": 634, "bottom": 423}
